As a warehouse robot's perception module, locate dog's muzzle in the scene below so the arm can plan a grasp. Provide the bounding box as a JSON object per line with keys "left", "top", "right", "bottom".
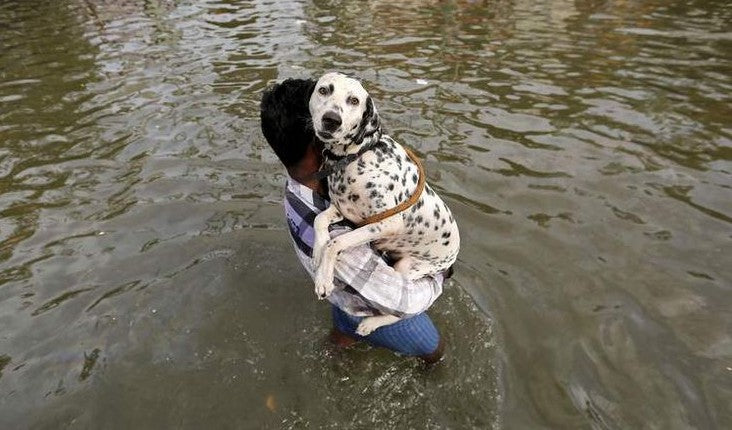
{"left": 321, "top": 111, "right": 342, "bottom": 132}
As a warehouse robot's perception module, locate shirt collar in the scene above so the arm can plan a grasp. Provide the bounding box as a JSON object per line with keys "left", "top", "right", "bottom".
{"left": 286, "top": 174, "right": 329, "bottom": 211}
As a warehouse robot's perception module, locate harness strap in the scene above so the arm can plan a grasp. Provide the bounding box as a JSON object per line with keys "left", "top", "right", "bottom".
{"left": 357, "top": 147, "right": 425, "bottom": 227}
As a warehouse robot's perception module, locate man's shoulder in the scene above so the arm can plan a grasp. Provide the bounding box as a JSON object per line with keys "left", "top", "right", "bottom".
{"left": 285, "top": 176, "right": 329, "bottom": 213}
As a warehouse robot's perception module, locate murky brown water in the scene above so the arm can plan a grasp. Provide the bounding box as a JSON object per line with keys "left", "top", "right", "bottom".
{"left": 1, "top": 0, "right": 730, "bottom": 428}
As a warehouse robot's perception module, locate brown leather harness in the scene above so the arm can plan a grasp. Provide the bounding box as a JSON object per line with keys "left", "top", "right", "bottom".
{"left": 311, "top": 145, "right": 426, "bottom": 228}
{"left": 356, "top": 147, "right": 425, "bottom": 227}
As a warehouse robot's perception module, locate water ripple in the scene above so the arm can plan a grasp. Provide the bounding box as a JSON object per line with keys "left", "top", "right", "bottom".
{"left": 0, "top": 0, "right": 730, "bottom": 428}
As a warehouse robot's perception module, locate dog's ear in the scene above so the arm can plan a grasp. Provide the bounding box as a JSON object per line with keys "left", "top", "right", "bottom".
{"left": 363, "top": 96, "right": 376, "bottom": 126}
{"left": 352, "top": 96, "right": 380, "bottom": 145}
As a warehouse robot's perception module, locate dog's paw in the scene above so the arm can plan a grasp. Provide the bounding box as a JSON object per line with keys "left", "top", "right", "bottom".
{"left": 314, "top": 279, "right": 335, "bottom": 300}
{"left": 314, "top": 267, "right": 335, "bottom": 299}
{"left": 355, "top": 318, "right": 381, "bottom": 336}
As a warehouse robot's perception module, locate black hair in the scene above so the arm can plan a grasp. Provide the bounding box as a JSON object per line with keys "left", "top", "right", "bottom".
{"left": 260, "top": 78, "right": 316, "bottom": 167}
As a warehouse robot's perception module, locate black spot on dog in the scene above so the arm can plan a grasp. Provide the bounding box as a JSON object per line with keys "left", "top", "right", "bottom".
{"left": 309, "top": 77, "right": 459, "bottom": 279}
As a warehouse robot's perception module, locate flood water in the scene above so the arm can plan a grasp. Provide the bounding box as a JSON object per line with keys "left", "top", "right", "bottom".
{"left": 1, "top": 0, "right": 730, "bottom": 428}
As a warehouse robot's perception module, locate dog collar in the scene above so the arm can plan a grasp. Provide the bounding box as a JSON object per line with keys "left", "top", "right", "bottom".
{"left": 307, "top": 142, "right": 378, "bottom": 182}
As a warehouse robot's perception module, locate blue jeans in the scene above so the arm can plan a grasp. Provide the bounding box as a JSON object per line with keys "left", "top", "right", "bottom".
{"left": 331, "top": 305, "right": 440, "bottom": 356}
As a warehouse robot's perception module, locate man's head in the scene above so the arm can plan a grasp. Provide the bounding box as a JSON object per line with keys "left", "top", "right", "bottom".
{"left": 308, "top": 72, "right": 381, "bottom": 156}
{"left": 260, "top": 78, "right": 317, "bottom": 168}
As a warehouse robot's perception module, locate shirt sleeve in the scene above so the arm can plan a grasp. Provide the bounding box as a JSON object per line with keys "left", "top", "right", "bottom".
{"left": 283, "top": 182, "right": 444, "bottom": 317}
{"left": 327, "top": 226, "right": 444, "bottom": 317}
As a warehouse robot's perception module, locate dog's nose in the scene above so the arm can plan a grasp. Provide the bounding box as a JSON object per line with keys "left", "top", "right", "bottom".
{"left": 321, "top": 111, "right": 342, "bottom": 132}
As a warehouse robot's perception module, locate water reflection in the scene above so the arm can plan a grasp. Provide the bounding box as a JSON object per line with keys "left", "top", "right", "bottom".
{"left": 0, "top": 0, "right": 730, "bottom": 429}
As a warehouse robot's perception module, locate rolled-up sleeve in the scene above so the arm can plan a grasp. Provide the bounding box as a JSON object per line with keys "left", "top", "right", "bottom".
{"left": 284, "top": 178, "right": 444, "bottom": 318}
{"left": 329, "top": 227, "right": 444, "bottom": 317}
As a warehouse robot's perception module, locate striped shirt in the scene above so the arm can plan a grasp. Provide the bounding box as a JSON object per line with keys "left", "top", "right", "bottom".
{"left": 284, "top": 176, "right": 443, "bottom": 317}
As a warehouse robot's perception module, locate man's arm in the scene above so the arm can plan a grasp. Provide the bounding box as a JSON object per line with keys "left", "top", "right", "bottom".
{"left": 293, "top": 225, "right": 443, "bottom": 317}
{"left": 284, "top": 183, "right": 443, "bottom": 317}
{"left": 328, "top": 226, "right": 443, "bottom": 317}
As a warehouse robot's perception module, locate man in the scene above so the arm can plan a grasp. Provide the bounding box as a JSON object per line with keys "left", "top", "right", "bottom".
{"left": 260, "top": 78, "right": 445, "bottom": 363}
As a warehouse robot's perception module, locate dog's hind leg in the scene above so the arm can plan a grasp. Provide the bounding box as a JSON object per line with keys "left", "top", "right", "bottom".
{"left": 394, "top": 257, "right": 433, "bottom": 281}
{"left": 353, "top": 256, "right": 422, "bottom": 335}
{"left": 356, "top": 314, "right": 401, "bottom": 336}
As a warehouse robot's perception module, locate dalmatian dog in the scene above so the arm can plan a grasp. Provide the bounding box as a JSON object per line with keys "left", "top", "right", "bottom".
{"left": 310, "top": 72, "right": 460, "bottom": 336}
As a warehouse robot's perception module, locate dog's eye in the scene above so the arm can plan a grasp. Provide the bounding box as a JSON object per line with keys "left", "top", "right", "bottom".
{"left": 318, "top": 87, "right": 328, "bottom": 95}
{"left": 347, "top": 96, "right": 359, "bottom": 106}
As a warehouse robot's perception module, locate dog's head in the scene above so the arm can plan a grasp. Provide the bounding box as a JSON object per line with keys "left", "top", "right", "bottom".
{"left": 309, "top": 72, "right": 381, "bottom": 156}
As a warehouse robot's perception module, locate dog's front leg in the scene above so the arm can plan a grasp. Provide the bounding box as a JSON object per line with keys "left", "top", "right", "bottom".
{"left": 314, "top": 215, "right": 403, "bottom": 299}
{"left": 312, "top": 205, "right": 344, "bottom": 268}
